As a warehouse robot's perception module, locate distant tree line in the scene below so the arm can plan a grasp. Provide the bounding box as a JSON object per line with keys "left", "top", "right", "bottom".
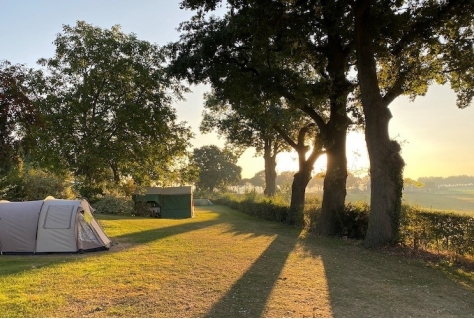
{"left": 418, "top": 175, "right": 474, "bottom": 188}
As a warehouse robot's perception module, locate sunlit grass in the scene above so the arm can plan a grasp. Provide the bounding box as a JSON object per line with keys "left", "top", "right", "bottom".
{"left": 0, "top": 206, "right": 473, "bottom": 317}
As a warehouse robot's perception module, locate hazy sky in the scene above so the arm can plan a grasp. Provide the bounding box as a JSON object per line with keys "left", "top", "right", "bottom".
{"left": 1, "top": 0, "right": 473, "bottom": 179}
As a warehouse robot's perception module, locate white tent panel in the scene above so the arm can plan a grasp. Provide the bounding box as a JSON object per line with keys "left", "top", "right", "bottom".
{"left": 0, "top": 201, "right": 43, "bottom": 253}
{"left": 36, "top": 200, "right": 80, "bottom": 253}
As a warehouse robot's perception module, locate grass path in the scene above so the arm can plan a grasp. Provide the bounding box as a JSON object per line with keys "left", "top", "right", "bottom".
{"left": 0, "top": 206, "right": 473, "bottom": 317}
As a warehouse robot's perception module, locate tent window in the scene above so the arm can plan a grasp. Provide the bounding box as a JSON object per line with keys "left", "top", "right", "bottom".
{"left": 43, "top": 205, "right": 75, "bottom": 229}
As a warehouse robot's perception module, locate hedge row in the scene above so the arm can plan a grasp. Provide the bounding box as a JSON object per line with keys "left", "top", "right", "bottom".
{"left": 213, "top": 194, "right": 369, "bottom": 238}
{"left": 400, "top": 206, "right": 474, "bottom": 257}
{"left": 214, "top": 195, "right": 292, "bottom": 224}
{"left": 214, "top": 194, "right": 474, "bottom": 258}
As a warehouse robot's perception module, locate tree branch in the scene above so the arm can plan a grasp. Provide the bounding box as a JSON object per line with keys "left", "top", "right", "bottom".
{"left": 299, "top": 103, "right": 327, "bottom": 135}
{"left": 273, "top": 124, "right": 298, "bottom": 149}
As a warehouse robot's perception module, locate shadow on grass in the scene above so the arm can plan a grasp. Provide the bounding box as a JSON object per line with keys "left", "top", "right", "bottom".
{"left": 4, "top": 205, "right": 472, "bottom": 318}
{"left": 109, "top": 205, "right": 302, "bottom": 318}
{"left": 298, "top": 237, "right": 474, "bottom": 318}
{"left": 0, "top": 215, "right": 225, "bottom": 279}
{"left": 206, "top": 234, "right": 299, "bottom": 317}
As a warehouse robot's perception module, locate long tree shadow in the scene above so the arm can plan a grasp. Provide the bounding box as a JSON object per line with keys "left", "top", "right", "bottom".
{"left": 206, "top": 232, "right": 300, "bottom": 317}
{"left": 298, "top": 236, "right": 474, "bottom": 318}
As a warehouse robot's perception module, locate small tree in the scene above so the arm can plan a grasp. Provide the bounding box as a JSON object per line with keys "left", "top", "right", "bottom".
{"left": 192, "top": 145, "right": 242, "bottom": 192}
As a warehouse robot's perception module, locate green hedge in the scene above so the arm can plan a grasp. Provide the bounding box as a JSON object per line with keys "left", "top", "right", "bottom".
{"left": 214, "top": 194, "right": 474, "bottom": 258}
{"left": 400, "top": 206, "right": 474, "bottom": 257}
{"left": 92, "top": 195, "right": 134, "bottom": 215}
{"left": 214, "top": 194, "right": 291, "bottom": 224}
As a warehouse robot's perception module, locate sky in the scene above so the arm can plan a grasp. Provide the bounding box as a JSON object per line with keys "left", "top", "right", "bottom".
{"left": 1, "top": 0, "right": 473, "bottom": 180}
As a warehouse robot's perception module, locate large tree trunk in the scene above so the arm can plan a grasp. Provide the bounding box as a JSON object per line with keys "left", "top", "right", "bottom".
{"left": 319, "top": 126, "right": 348, "bottom": 235}
{"left": 263, "top": 139, "right": 277, "bottom": 196}
{"left": 110, "top": 162, "right": 120, "bottom": 185}
{"left": 288, "top": 163, "right": 312, "bottom": 225}
{"left": 317, "top": 22, "right": 351, "bottom": 236}
{"left": 287, "top": 131, "right": 323, "bottom": 225}
{"left": 274, "top": 126, "right": 323, "bottom": 225}
{"left": 355, "top": 0, "right": 405, "bottom": 247}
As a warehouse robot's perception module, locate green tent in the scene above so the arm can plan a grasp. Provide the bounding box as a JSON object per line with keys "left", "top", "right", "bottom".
{"left": 133, "top": 186, "right": 194, "bottom": 218}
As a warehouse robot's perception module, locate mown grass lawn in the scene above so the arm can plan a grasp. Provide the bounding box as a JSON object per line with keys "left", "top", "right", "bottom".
{"left": 1, "top": 205, "right": 473, "bottom": 317}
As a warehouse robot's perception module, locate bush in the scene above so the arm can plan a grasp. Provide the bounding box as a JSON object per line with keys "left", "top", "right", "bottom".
{"left": 334, "top": 202, "right": 370, "bottom": 239}
{"left": 399, "top": 205, "right": 474, "bottom": 257}
{"left": 1, "top": 166, "right": 77, "bottom": 201}
{"left": 214, "top": 193, "right": 474, "bottom": 259}
{"left": 214, "top": 193, "right": 292, "bottom": 224}
{"left": 133, "top": 201, "right": 153, "bottom": 217}
{"left": 93, "top": 195, "right": 134, "bottom": 215}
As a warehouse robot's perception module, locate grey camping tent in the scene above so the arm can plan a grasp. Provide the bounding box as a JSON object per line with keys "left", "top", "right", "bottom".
{"left": 0, "top": 198, "right": 111, "bottom": 254}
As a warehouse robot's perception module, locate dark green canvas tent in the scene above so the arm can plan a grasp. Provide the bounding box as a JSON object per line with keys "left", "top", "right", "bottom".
{"left": 133, "top": 186, "right": 194, "bottom": 218}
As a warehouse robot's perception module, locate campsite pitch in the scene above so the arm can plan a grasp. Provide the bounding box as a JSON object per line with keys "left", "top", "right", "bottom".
{"left": 0, "top": 206, "right": 473, "bottom": 317}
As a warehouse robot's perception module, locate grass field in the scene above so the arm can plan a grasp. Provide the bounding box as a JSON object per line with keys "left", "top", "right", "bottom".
{"left": 346, "top": 186, "right": 474, "bottom": 216}
{"left": 1, "top": 206, "right": 473, "bottom": 317}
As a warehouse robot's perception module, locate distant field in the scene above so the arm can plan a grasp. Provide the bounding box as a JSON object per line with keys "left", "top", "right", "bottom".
{"left": 346, "top": 186, "right": 474, "bottom": 216}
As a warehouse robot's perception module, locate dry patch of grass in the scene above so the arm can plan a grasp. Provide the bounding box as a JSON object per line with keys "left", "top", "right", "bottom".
{"left": 0, "top": 206, "right": 473, "bottom": 317}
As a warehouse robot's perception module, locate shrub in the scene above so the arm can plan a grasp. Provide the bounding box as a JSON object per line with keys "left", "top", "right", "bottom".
{"left": 133, "top": 201, "right": 153, "bottom": 217}
{"left": 214, "top": 193, "right": 474, "bottom": 259}
{"left": 93, "top": 195, "right": 134, "bottom": 215}
{"left": 334, "top": 202, "right": 370, "bottom": 239}
{"left": 214, "top": 193, "right": 292, "bottom": 224}
{"left": 1, "top": 166, "right": 77, "bottom": 201}
{"left": 399, "top": 205, "right": 474, "bottom": 257}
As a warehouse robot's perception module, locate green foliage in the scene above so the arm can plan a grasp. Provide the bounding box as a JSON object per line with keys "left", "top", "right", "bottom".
{"left": 400, "top": 205, "right": 474, "bottom": 257}
{"left": 0, "top": 164, "right": 76, "bottom": 201}
{"left": 214, "top": 193, "right": 474, "bottom": 258}
{"left": 215, "top": 193, "right": 294, "bottom": 225}
{"left": 92, "top": 195, "right": 134, "bottom": 215}
{"left": 33, "top": 21, "right": 193, "bottom": 186}
{"left": 0, "top": 61, "right": 42, "bottom": 174}
{"left": 334, "top": 202, "right": 370, "bottom": 240}
{"left": 192, "top": 145, "right": 242, "bottom": 192}
{"left": 132, "top": 201, "right": 153, "bottom": 217}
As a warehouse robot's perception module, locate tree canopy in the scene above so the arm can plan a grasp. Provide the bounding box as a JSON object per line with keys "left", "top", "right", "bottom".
{"left": 192, "top": 145, "right": 242, "bottom": 192}
{"left": 173, "top": 0, "right": 473, "bottom": 245}
{"left": 0, "top": 61, "right": 42, "bottom": 174}
{"left": 32, "top": 21, "right": 194, "bottom": 187}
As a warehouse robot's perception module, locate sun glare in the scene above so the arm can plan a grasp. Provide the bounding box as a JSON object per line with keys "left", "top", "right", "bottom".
{"left": 274, "top": 131, "right": 370, "bottom": 176}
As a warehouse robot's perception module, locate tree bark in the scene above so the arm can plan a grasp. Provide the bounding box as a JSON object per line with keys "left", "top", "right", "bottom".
{"left": 288, "top": 129, "right": 323, "bottom": 225}
{"left": 316, "top": 18, "right": 351, "bottom": 235}
{"left": 319, "top": 126, "right": 348, "bottom": 235}
{"left": 288, "top": 164, "right": 312, "bottom": 225}
{"left": 354, "top": 0, "right": 405, "bottom": 247}
{"left": 110, "top": 162, "right": 120, "bottom": 185}
{"left": 263, "top": 138, "right": 277, "bottom": 196}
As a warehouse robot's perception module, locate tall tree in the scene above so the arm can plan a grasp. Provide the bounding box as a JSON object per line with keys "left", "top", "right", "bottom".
{"left": 170, "top": 0, "right": 357, "bottom": 233}
{"left": 201, "top": 82, "right": 324, "bottom": 223}
{"left": 352, "top": 0, "right": 474, "bottom": 247}
{"left": 176, "top": 0, "right": 473, "bottom": 245}
{"left": 192, "top": 145, "right": 242, "bottom": 192}
{"left": 274, "top": 123, "right": 325, "bottom": 223}
{"left": 0, "top": 61, "right": 42, "bottom": 174}
{"left": 201, "top": 90, "right": 299, "bottom": 196}
{"left": 33, "top": 21, "right": 193, "bottom": 187}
